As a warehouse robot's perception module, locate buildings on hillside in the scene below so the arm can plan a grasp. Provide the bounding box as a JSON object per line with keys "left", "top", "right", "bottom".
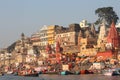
{"left": 0, "top": 20, "right": 120, "bottom": 67}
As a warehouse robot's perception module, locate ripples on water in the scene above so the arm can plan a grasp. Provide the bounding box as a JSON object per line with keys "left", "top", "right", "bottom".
{"left": 0, "top": 74, "right": 120, "bottom": 80}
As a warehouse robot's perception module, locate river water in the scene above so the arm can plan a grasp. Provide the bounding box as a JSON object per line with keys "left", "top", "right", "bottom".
{"left": 0, "top": 74, "right": 120, "bottom": 80}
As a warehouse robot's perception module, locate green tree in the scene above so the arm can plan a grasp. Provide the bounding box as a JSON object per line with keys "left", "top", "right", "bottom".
{"left": 95, "top": 7, "right": 119, "bottom": 26}
{"left": 33, "top": 46, "right": 40, "bottom": 56}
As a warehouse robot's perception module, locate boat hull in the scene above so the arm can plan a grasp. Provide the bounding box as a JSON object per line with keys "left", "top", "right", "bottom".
{"left": 60, "top": 71, "right": 73, "bottom": 75}
{"left": 18, "top": 73, "right": 39, "bottom": 77}
{"left": 102, "top": 68, "right": 120, "bottom": 76}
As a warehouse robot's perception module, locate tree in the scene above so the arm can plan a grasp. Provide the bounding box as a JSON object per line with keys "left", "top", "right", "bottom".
{"left": 95, "top": 7, "right": 119, "bottom": 26}
{"left": 33, "top": 46, "right": 40, "bottom": 56}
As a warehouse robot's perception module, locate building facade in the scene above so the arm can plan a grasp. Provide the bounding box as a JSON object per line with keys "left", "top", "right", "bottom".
{"left": 47, "top": 25, "right": 59, "bottom": 48}
{"left": 78, "top": 24, "right": 97, "bottom": 56}
{"left": 55, "top": 24, "right": 81, "bottom": 53}
{"left": 31, "top": 32, "right": 41, "bottom": 46}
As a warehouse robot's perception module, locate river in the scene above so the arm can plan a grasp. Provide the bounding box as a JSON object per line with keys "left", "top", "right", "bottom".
{"left": 0, "top": 74, "right": 120, "bottom": 80}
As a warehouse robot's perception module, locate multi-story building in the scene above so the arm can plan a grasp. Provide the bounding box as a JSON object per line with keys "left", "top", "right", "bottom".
{"left": 0, "top": 49, "right": 15, "bottom": 66}
{"left": 78, "top": 38, "right": 97, "bottom": 56}
{"left": 38, "top": 25, "right": 48, "bottom": 53}
{"left": 31, "top": 32, "right": 41, "bottom": 46}
{"left": 15, "top": 33, "right": 31, "bottom": 53}
{"left": 47, "top": 25, "right": 59, "bottom": 48}
{"left": 31, "top": 25, "right": 60, "bottom": 54}
{"left": 55, "top": 24, "right": 81, "bottom": 53}
{"left": 78, "top": 24, "right": 97, "bottom": 56}
{"left": 11, "top": 51, "right": 22, "bottom": 65}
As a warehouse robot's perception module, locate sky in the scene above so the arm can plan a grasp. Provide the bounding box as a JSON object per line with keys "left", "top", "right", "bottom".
{"left": 0, "top": 0, "right": 120, "bottom": 48}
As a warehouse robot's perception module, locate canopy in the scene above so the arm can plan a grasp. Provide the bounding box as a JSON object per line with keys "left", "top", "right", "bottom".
{"left": 97, "top": 51, "right": 113, "bottom": 60}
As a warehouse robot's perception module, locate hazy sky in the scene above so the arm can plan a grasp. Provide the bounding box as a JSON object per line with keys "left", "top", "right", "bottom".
{"left": 0, "top": 0, "right": 120, "bottom": 48}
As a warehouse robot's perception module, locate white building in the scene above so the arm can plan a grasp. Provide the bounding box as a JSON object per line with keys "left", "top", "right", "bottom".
{"left": 116, "top": 22, "right": 120, "bottom": 28}
{"left": 79, "top": 20, "right": 89, "bottom": 28}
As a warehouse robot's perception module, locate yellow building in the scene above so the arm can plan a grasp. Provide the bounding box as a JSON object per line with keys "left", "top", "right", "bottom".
{"left": 47, "top": 25, "right": 59, "bottom": 48}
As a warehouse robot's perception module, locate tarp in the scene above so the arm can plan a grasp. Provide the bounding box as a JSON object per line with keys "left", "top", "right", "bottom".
{"left": 62, "top": 65, "right": 69, "bottom": 71}
{"left": 97, "top": 51, "right": 113, "bottom": 60}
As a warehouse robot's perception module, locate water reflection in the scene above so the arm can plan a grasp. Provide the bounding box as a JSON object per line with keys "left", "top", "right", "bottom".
{"left": 0, "top": 74, "right": 120, "bottom": 80}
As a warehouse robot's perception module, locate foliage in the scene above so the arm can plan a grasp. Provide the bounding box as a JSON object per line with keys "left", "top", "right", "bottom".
{"left": 95, "top": 7, "right": 119, "bottom": 26}
{"left": 33, "top": 46, "right": 40, "bottom": 56}
{"left": 7, "top": 42, "right": 16, "bottom": 53}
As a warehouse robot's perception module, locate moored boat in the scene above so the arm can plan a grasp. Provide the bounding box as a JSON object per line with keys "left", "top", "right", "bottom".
{"left": 60, "top": 71, "right": 68, "bottom": 75}
{"left": 75, "top": 71, "right": 80, "bottom": 75}
{"left": 0, "top": 73, "right": 4, "bottom": 76}
{"left": 43, "top": 71, "right": 58, "bottom": 75}
{"left": 102, "top": 68, "right": 120, "bottom": 76}
{"left": 18, "top": 72, "right": 39, "bottom": 77}
{"left": 80, "top": 70, "right": 94, "bottom": 74}
{"left": 22, "top": 73, "right": 39, "bottom": 77}
{"left": 7, "top": 71, "right": 13, "bottom": 74}
{"left": 18, "top": 69, "right": 39, "bottom": 77}
{"left": 60, "top": 71, "right": 73, "bottom": 75}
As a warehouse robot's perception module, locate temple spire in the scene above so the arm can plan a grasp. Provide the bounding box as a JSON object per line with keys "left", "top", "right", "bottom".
{"left": 107, "top": 21, "right": 119, "bottom": 48}
{"left": 90, "top": 23, "right": 96, "bottom": 37}
{"left": 98, "top": 22, "right": 107, "bottom": 40}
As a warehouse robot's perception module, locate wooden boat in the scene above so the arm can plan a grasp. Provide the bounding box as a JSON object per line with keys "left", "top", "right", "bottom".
{"left": 60, "top": 71, "right": 68, "bottom": 75}
{"left": 80, "top": 70, "right": 94, "bottom": 74}
{"left": 18, "top": 70, "right": 39, "bottom": 77}
{"left": 18, "top": 72, "right": 39, "bottom": 77}
{"left": 0, "top": 70, "right": 14, "bottom": 76}
{"left": 0, "top": 73, "right": 4, "bottom": 76}
{"left": 102, "top": 68, "right": 120, "bottom": 76}
{"left": 22, "top": 73, "right": 39, "bottom": 77}
{"left": 60, "top": 71, "right": 73, "bottom": 75}
{"left": 75, "top": 71, "right": 80, "bottom": 75}
{"left": 43, "top": 71, "right": 58, "bottom": 74}
{"left": 38, "top": 71, "right": 42, "bottom": 74}
{"left": 6, "top": 71, "right": 13, "bottom": 74}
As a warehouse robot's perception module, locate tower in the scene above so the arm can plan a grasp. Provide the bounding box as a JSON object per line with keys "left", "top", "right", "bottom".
{"left": 97, "top": 22, "right": 107, "bottom": 47}
{"left": 107, "top": 21, "right": 119, "bottom": 59}
{"left": 107, "top": 21, "right": 119, "bottom": 48}
{"left": 90, "top": 24, "right": 96, "bottom": 37}
{"left": 21, "top": 33, "right": 27, "bottom": 63}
